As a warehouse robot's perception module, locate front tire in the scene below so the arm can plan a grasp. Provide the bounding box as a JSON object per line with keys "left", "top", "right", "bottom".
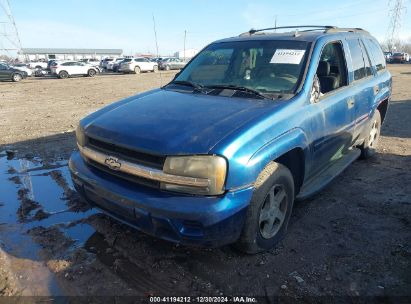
{"left": 134, "top": 66, "right": 141, "bottom": 74}
{"left": 359, "top": 109, "right": 381, "bottom": 159}
{"left": 12, "top": 73, "right": 23, "bottom": 82}
{"left": 235, "top": 162, "right": 295, "bottom": 254}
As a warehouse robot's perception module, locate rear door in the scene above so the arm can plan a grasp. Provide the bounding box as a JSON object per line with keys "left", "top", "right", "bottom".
{"left": 345, "top": 38, "right": 375, "bottom": 142}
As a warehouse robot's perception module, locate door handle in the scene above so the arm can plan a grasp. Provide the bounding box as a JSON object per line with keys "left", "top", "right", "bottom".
{"left": 347, "top": 99, "right": 355, "bottom": 109}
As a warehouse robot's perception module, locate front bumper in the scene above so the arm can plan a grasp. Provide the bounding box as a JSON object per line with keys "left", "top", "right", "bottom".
{"left": 69, "top": 151, "right": 253, "bottom": 247}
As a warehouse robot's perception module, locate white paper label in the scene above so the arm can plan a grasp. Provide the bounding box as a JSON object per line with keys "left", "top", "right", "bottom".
{"left": 270, "top": 49, "right": 306, "bottom": 64}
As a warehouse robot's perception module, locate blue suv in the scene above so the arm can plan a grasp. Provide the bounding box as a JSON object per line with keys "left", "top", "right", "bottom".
{"left": 69, "top": 26, "right": 391, "bottom": 253}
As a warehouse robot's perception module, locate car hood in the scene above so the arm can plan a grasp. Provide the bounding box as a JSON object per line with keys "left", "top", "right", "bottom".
{"left": 84, "top": 89, "right": 278, "bottom": 155}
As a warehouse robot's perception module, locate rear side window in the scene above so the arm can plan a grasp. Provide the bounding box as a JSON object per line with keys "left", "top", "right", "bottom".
{"left": 362, "top": 38, "right": 386, "bottom": 72}
{"left": 347, "top": 39, "right": 371, "bottom": 81}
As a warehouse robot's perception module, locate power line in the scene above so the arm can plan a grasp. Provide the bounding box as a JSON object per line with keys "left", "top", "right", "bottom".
{"left": 0, "top": 0, "right": 22, "bottom": 58}
{"left": 386, "top": 0, "right": 407, "bottom": 51}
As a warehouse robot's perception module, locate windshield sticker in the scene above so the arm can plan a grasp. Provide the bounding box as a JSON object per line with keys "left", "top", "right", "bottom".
{"left": 270, "top": 49, "right": 306, "bottom": 64}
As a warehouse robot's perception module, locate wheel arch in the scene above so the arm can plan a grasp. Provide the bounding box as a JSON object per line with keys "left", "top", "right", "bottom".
{"left": 377, "top": 98, "right": 389, "bottom": 124}
{"left": 243, "top": 128, "right": 309, "bottom": 195}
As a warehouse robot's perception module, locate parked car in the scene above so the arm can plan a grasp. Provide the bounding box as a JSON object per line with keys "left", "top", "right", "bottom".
{"left": 79, "top": 58, "right": 101, "bottom": 68}
{"left": 119, "top": 57, "right": 158, "bottom": 73}
{"left": 112, "top": 59, "right": 127, "bottom": 72}
{"left": 27, "top": 61, "right": 48, "bottom": 69}
{"left": 10, "top": 63, "right": 33, "bottom": 76}
{"left": 50, "top": 61, "right": 99, "bottom": 79}
{"left": 106, "top": 58, "right": 125, "bottom": 71}
{"left": 69, "top": 26, "right": 391, "bottom": 253}
{"left": 383, "top": 51, "right": 392, "bottom": 63}
{"left": 391, "top": 52, "right": 410, "bottom": 63}
{"left": 101, "top": 58, "right": 117, "bottom": 70}
{"left": 0, "top": 63, "right": 28, "bottom": 82}
{"left": 158, "top": 57, "right": 186, "bottom": 70}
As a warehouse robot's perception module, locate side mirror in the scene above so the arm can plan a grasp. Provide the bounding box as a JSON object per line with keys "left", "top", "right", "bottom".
{"left": 173, "top": 71, "right": 181, "bottom": 80}
{"left": 310, "top": 74, "right": 321, "bottom": 103}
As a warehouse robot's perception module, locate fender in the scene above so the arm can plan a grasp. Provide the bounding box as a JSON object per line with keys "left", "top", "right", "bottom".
{"left": 228, "top": 128, "right": 310, "bottom": 191}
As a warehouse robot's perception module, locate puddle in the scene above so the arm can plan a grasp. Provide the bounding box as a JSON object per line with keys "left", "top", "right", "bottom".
{"left": 0, "top": 151, "right": 97, "bottom": 295}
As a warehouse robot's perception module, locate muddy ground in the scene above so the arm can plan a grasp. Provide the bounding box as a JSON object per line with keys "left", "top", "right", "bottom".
{"left": 0, "top": 66, "right": 410, "bottom": 300}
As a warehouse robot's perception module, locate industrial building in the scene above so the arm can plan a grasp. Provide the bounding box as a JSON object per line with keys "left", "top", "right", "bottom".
{"left": 19, "top": 48, "right": 123, "bottom": 61}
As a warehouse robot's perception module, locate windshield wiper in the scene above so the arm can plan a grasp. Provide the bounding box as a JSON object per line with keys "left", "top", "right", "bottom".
{"left": 204, "top": 84, "right": 272, "bottom": 100}
{"left": 166, "top": 80, "right": 204, "bottom": 92}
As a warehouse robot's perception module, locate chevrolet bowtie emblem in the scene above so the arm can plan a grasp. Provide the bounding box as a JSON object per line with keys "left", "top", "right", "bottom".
{"left": 104, "top": 156, "right": 121, "bottom": 170}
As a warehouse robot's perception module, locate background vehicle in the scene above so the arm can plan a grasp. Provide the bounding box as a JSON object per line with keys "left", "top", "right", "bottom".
{"left": 10, "top": 63, "right": 33, "bottom": 76}
{"left": 80, "top": 58, "right": 101, "bottom": 68}
{"left": 119, "top": 57, "right": 158, "bottom": 73}
{"left": 0, "top": 63, "right": 27, "bottom": 82}
{"left": 101, "top": 58, "right": 117, "bottom": 70}
{"left": 50, "top": 61, "right": 99, "bottom": 79}
{"left": 27, "top": 61, "right": 48, "bottom": 69}
{"left": 112, "top": 59, "right": 126, "bottom": 72}
{"left": 158, "top": 57, "right": 186, "bottom": 70}
{"left": 391, "top": 52, "right": 410, "bottom": 63}
{"left": 106, "top": 58, "right": 125, "bottom": 71}
{"left": 70, "top": 26, "right": 391, "bottom": 253}
{"left": 383, "top": 51, "right": 392, "bottom": 63}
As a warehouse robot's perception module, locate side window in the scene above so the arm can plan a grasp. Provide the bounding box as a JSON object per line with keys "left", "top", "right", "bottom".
{"left": 347, "top": 39, "right": 369, "bottom": 81}
{"left": 316, "top": 41, "right": 348, "bottom": 94}
{"left": 359, "top": 41, "right": 372, "bottom": 77}
{"left": 363, "top": 38, "right": 386, "bottom": 72}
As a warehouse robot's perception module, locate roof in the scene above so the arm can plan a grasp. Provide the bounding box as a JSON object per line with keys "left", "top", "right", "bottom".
{"left": 214, "top": 26, "right": 371, "bottom": 44}
{"left": 20, "top": 48, "right": 123, "bottom": 55}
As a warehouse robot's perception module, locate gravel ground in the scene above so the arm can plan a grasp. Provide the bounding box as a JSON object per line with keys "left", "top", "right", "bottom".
{"left": 0, "top": 66, "right": 410, "bottom": 300}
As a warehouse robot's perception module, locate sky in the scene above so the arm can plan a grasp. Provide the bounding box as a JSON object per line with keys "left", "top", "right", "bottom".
{"left": 4, "top": 0, "right": 411, "bottom": 56}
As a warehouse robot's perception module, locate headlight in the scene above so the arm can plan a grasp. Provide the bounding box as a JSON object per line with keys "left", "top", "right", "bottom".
{"left": 162, "top": 155, "right": 227, "bottom": 195}
{"left": 75, "top": 123, "right": 87, "bottom": 147}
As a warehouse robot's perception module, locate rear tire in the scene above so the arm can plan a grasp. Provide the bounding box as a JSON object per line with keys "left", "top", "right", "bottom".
{"left": 87, "top": 69, "right": 96, "bottom": 77}
{"left": 12, "top": 73, "right": 22, "bottom": 82}
{"left": 58, "top": 71, "right": 69, "bottom": 79}
{"left": 359, "top": 109, "right": 381, "bottom": 159}
{"left": 134, "top": 66, "right": 141, "bottom": 74}
{"left": 235, "top": 162, "right": 294, "bottom": 254}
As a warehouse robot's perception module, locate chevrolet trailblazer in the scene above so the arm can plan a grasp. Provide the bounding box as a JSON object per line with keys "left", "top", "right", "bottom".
{"left": 69, "top": 26, "right": 391, "bottom": 253}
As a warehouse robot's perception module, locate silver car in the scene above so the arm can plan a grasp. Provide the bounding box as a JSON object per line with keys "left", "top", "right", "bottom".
{"left": 159, "top": 58, "right": 186, "bottom": 70}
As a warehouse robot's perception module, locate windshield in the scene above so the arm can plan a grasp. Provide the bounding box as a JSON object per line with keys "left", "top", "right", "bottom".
{"left": 174, "top": 40, "right": 310, "bottom": 94}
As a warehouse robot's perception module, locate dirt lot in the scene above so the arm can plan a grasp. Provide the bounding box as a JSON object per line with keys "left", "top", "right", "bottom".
{"left": 0, "top": 66, "right": 410, "bottom": 300}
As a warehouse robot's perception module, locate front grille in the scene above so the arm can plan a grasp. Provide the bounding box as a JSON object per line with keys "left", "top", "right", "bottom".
{"left": 87, "top": 137, "right": 165, "bottom": 169}
{"left": 87, "top": 158, "right": 160, "bottom": 189}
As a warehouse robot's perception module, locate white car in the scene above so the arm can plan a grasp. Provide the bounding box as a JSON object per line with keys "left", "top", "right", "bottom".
{"left": 119, "top": 57, "right": 158, "bottom": 74}
{"left": 101, "top": 58, "right": 118, "bottom": 69}
{"left": 106, "top": 58, "right": 124, "bottom": 70}
{"left": 50, "top": 61, "right": 99, "bottom": 79}
{"left": 11, "top": 64, "right": 33, "bottom": 76}
{"left": 28, "top": 61, "right": 48, "bottom": 69}
{"left": 80, "top": 58, "right": 101, "bottom": 67}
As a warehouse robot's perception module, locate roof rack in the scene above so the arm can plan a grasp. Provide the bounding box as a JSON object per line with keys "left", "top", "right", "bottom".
{"left": 239, "top": 25, "right": 369, "bottom": 36}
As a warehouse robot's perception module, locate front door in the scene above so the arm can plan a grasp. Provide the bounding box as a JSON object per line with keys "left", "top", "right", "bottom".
{"left": 308, "top": 41, "right": 355, "bottom": 177}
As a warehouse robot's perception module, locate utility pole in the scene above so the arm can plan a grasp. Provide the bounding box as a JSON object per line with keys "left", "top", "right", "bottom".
{"left": 386, "top": 0, "right": 407, "bottom": 52}
{"left": 274, "top": 15, "right": 277, "bottom": 32}
{"left": 0, "top": 0, "right": 22, "bottom": 60}
{"left": 183, "top": 30, "right": 186, "bottom": 61}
